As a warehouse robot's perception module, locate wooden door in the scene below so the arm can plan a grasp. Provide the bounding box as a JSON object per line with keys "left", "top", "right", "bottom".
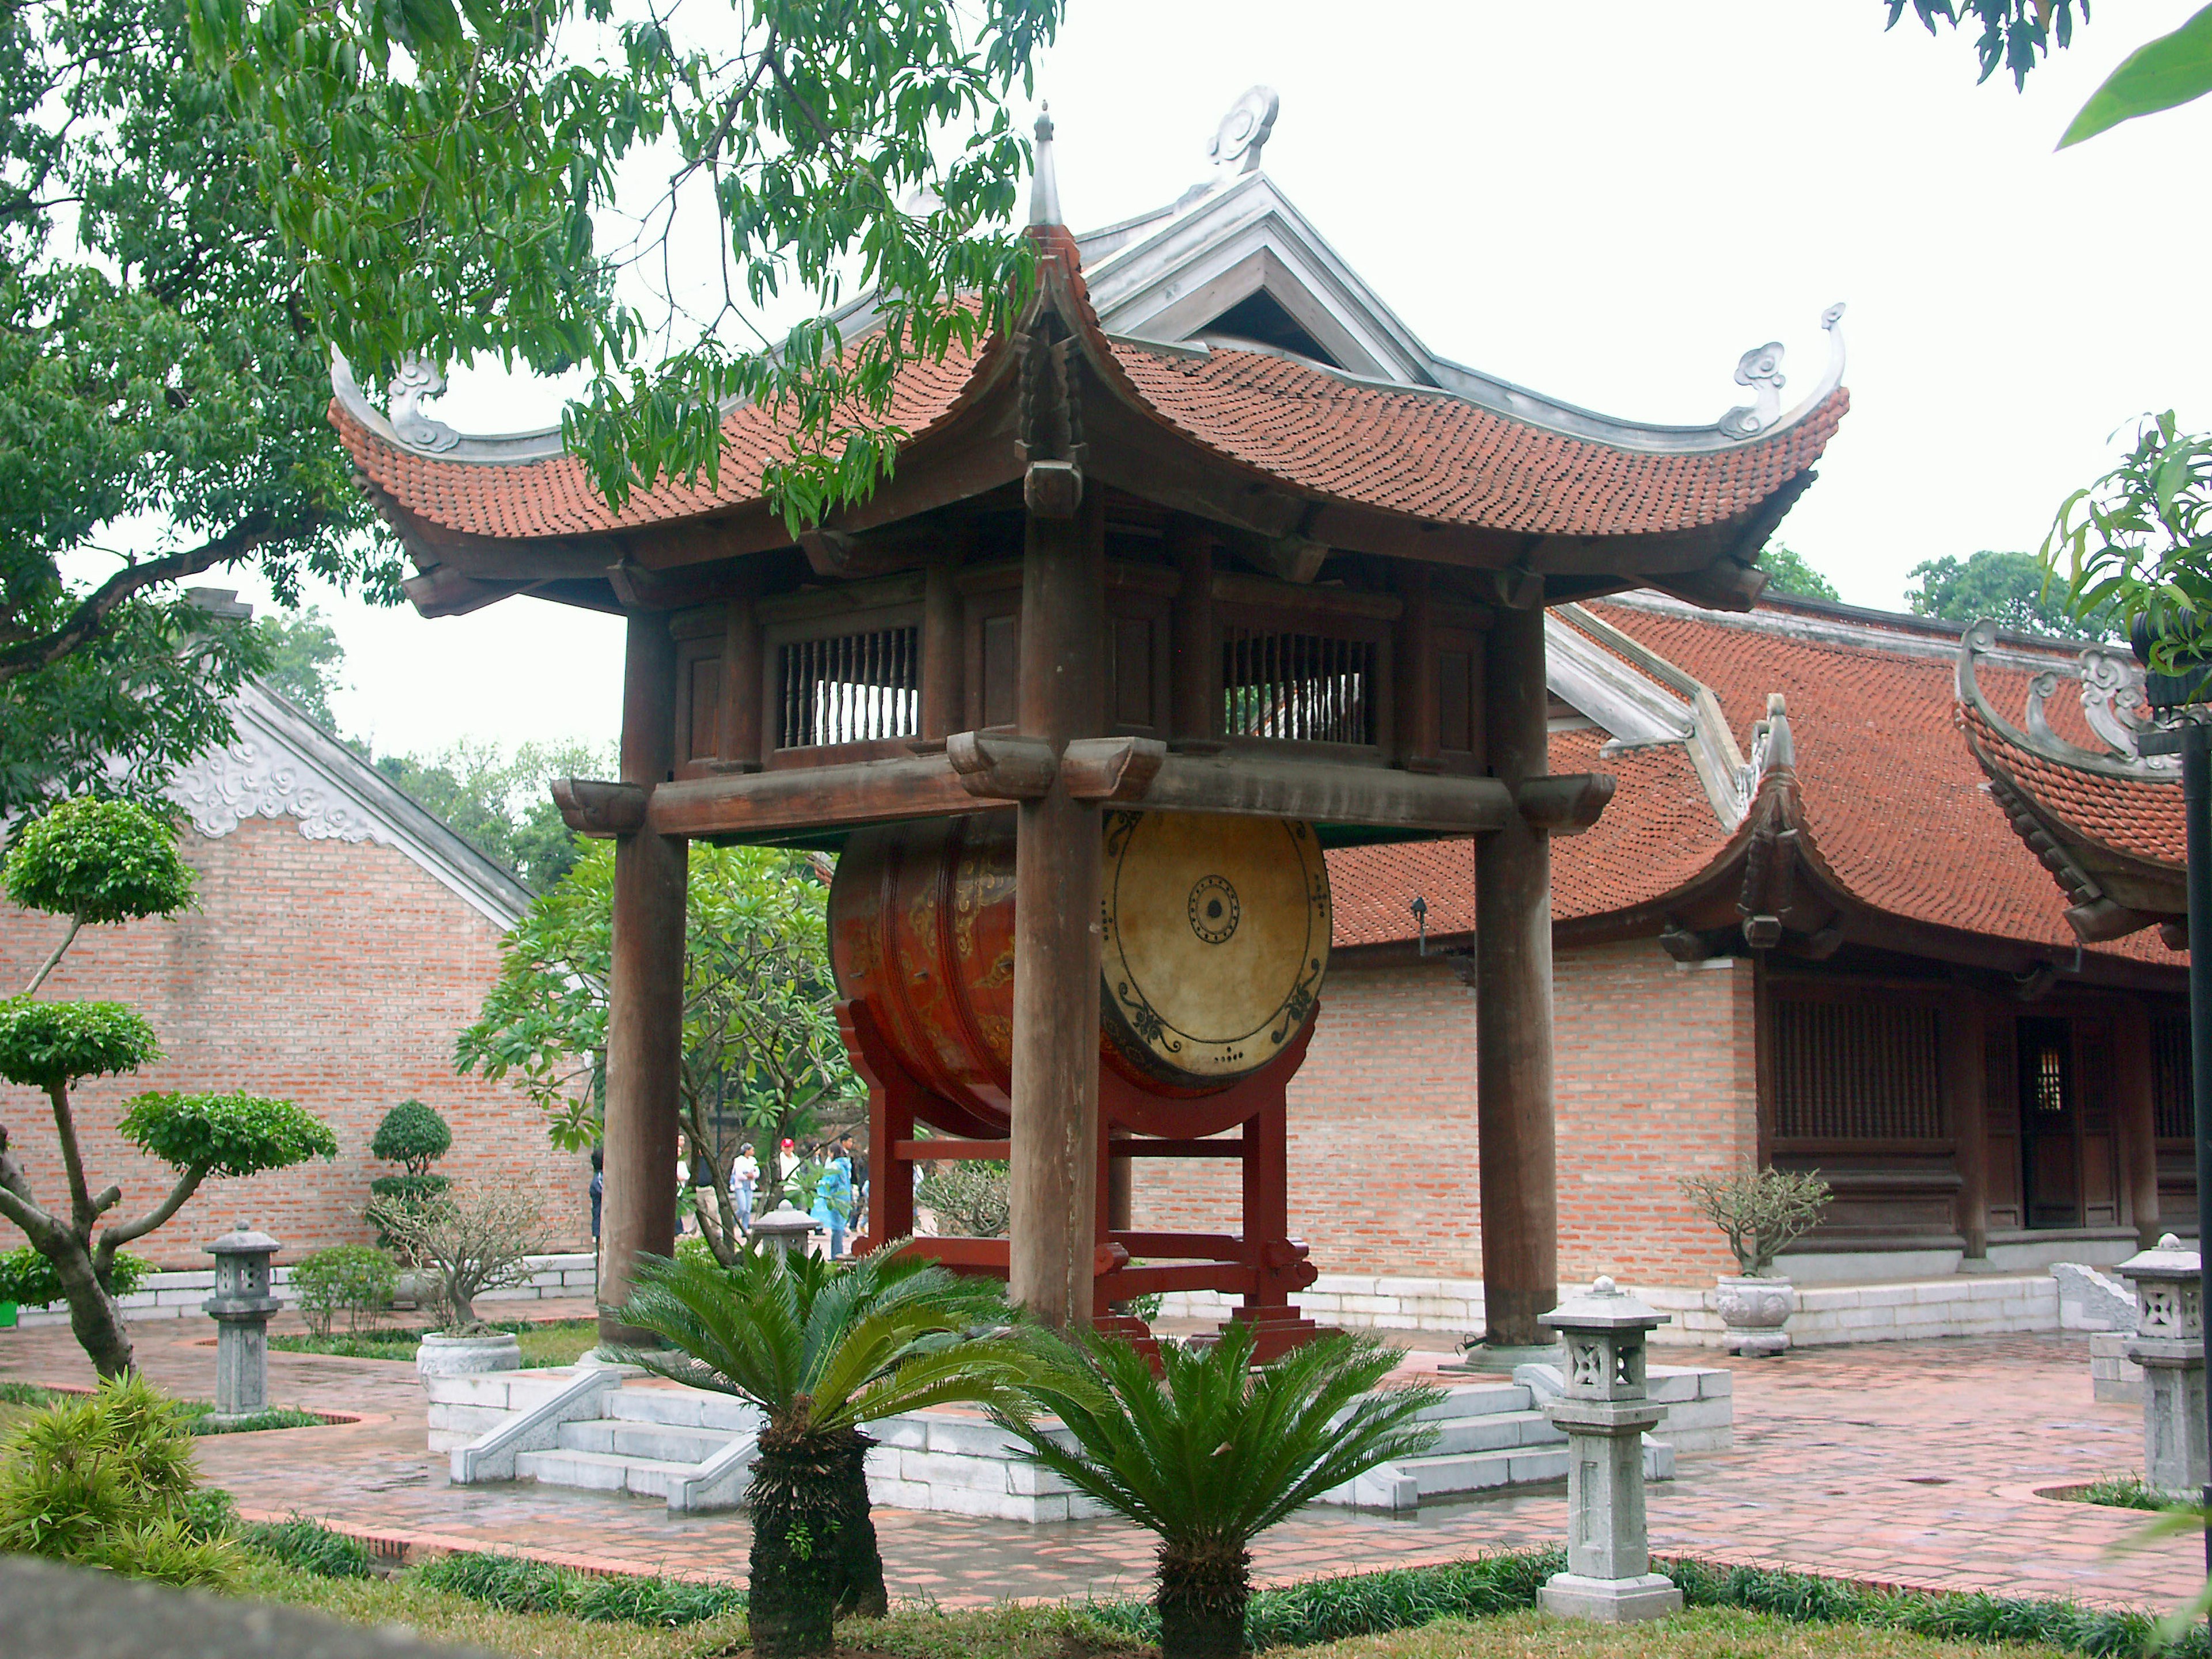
{"left": 2018, "top": 1017, "right": 2081, "bottom": 1228}
{"left": 2074, "top": 1020, "right": 2122, "bottom": 1228}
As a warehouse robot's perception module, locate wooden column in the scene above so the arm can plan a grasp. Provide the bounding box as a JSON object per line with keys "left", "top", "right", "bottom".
{"left": 722, "top": 589, "right": 762, "bottom": 768}
{"left": 1168, "top": 518, "right": 1216, "bottom": 743}
{"left": 2117, "top": 998, "right": 2163, "bottom": 1246}
{"left": 1473, "top": 598, "right": 1557, "bottom": 1349}
{"left": 1007, "top": 487, "right": 1107, "bottom": 1328}
{"left": 598, "top": 613, "right": 690, "bottom": 1344}
{"left": 921, "top": 546, "right": 965, "bottom": 742}
{"left": 1397, "top": 563, "right": 1438, "bottom": 768}
{"left": 1942, "top": 997, "right": 1990, "bottom": 1261}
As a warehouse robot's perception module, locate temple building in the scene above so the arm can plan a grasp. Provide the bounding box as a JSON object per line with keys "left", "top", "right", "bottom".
{"left": 327, "top": 88, "right": 1893, "bottom": 1347}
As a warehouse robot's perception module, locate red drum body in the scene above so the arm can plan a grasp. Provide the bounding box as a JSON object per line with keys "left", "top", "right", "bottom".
{"left": 827, "top": 810, "right": 1331, "bottom": 1138}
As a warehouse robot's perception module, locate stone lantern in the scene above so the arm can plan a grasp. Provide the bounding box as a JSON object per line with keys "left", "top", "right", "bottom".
{"left": 2117, "top": 1233, "right": 2206, "bottom": 1498}
{"left": 202, "top": 1224, "right": 282, "bottom": 1425}
{"left": 1535, "top": 1276, "right": 1682, "bottom": 1623}
{"left": 750, "top": 1202, "right": 822, "bottom": 1262}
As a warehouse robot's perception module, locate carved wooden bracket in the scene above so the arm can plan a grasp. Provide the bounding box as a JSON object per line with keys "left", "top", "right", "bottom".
{"left": 551, "top": 778, "right": 649, "bottom": 836}
{"left": 1516, "top": 772, "right": 1615, "bottom": 834}
{"left": 1061, "top": 736, "right": 1166, "bottom": 802}
{"left": 947, "top": 730, "right": 1059, "bottom": 798}
{"left": 1024, "top": 459, "right": 1084, "bottom": 520}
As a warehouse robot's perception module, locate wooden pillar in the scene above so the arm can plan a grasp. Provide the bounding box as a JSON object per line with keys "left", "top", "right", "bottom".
{"left": 1943, "top": 997, "right": 1990, "bottom": 1260}
{"left": 1168, "top": 518, "right": 1216, "bottom": 743}
{"left": 1397, "top": 563, "right": 1437, "bottom": 768}
{"left": 1473, "top": 597, "right": 1556, "bottom": 1349}
{"left": 2118, "top": 998, "right": 2163, "bottom": 1246}
{"left": 722, "top": 589, "right": 762, "bottom": 768}
{"left": 1007, "top": 487, "right": 1107, "bottom": 1328}
{"left": 922, "top": 546, "right": 965, "bottom": 742}
{"left": 598, "top": 613, "right": 690, "bottom": 1344}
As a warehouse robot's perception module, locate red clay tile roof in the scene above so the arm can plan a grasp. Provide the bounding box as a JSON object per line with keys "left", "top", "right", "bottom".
{"left": 1959, "top": 700, "right": 2183, "bottom": 869}
{"left": 331, "top": 237, "right": 1847, "bottom": 546}
{"left": 1328, "top": 599, "right": 2183, "bottom": 968}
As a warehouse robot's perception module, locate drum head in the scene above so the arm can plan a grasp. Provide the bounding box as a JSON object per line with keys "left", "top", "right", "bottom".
{"left": 1100, "top": 812, "right": 1329, "bottom": 1085}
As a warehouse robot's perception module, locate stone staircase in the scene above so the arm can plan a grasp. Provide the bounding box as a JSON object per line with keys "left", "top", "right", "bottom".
{"left": 429, "top": 1359, "right": 1730, "bottom": 1522}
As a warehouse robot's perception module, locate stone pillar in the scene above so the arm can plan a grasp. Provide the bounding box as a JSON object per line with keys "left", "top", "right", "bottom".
{"left": 599, "top": 612, "right": 690, "bottom": 1344}
{"left": 1474, "top": 599, "right": 1557, "bottom": 1352}
{"left": 2119, "top": 1233, "right": 2207, "bottom": 1498}
{"left": 202, "top": 1225, "right": 281, "bottom": 1425}
{"left": 1536, "top": 1277, "right": 1682, "bottom": 1623}
{"left": 1007, "top": 484, "right": 1106, "bottom": 1330}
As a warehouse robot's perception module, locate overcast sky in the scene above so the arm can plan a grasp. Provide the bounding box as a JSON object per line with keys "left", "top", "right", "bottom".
{"left": 225, "top": 0, "right": 2212, "bottom": 758}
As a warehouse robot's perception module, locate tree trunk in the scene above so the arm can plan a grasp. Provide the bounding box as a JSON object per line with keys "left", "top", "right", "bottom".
{"left": 1157, "top": 1540, "right": 1251, "bottom": 1659}
{"left": 52, "top": 1237, "right": 135, "bottom": 1379}
{"left": 746, "top": 1432, "right": 848, "bottom": 1657}
{"left": 830, "top": 1427, "right": 887, "bottom": 1618}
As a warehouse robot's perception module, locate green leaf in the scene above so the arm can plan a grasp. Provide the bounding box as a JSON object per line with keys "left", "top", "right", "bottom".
{"left": 2060, "top": 5, "right": 2212, "bottom": 147}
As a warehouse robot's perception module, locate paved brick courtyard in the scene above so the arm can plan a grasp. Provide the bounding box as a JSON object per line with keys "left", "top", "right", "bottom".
{"left": 0, "top": 1304, "right": 2194, "bottom": 1613}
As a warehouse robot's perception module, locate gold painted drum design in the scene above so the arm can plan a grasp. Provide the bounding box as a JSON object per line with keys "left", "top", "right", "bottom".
{"left": 827, "top": 810, "right": 1330, "bottom": 1128}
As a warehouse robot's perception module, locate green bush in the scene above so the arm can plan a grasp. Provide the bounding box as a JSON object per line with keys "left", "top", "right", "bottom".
{"left": 0, "top": 1244, "right": 151, "bottom": 1310}
{"left": 0, "top": 1373, "right": 240, "bottom": 1588}
{"left": 290, "top": 1244, "right": 396, "bottom": 1337}
{"left": 370, "top": 1100, "right": 452, "bottom": 1175}
{"left": 410, "top": 1550, "right": 743, "bottom": 1626}
{"left": 2, "top": 798, "right": 196, "bottom": 926}
{"left": 241, "top": 1514, "right": 378, "bottom": 1580}
{"left": 0, "top": 998, "right": 160, "bottom": 1089}
{"left": 120, "top": 1090, "right": 338, "bottom": 1176}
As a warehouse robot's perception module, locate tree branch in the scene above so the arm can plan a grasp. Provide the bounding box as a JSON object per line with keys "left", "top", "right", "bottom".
{"left": 24, "top": 913, "right": 81, "bottom": 996}
{"left": 0, "top": 507, "right": 320, "bottom": 683}
{"left": 47, "top": 1082, "right": 94, "bottom": 1233}
{"left": 100, "top": 1162, "right": 211, "bottom": 1256}
{"left": 0, "top": 1149, "right": 63, "bottom": 1248}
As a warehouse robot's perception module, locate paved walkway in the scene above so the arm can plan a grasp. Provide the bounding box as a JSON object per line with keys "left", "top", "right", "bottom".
{"left": 0, "top": 1308, "right": 2192, "bottom": 1613}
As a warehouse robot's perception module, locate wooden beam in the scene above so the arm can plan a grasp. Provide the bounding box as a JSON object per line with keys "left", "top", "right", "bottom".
{"left": 552, "top": 778, "right": 649, "bottom": 836}
{"left": 922, "top": 550, "right": 964, "bottom": 741}
{"left": 1062, "top": 736, "right": 1165, "bottom": 801}
{"left": 1517, "top": 773, "right": 1616, "bottom": 835}
{"left": 1142, "top": 751, "right": 1513, "bottom": 832}
{"left": 893, "top": 1139, "right": 1012, "bottom": 1161}
{"left": 647, "top": 753, "right": 982, "bottom": 839}
{"left": 949, "top": 730, "right": 1059, "bottom": 799}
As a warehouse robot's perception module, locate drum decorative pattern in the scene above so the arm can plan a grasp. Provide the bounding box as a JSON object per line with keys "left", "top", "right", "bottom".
{"left": 828, "top": 810, "right": 1330, "bottom": 1127}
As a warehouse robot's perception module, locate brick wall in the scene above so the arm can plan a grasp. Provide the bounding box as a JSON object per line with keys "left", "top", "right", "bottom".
{"left": 0, "top": 816, "right": 591, "bottom": 1266}
{"left": 1130, "top": 940, "right": 1753, "bottom": 1286}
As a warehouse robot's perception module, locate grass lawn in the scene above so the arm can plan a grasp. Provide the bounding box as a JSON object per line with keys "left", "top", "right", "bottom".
{"left": 234, "top": 1565, "right": 2088, "bottom": 1659}
{"left": 0, "top": 1379, "right": 325, "bottom": 1435}
{"left": 269, "top": 1319, "right": 601, "bottom": 1368}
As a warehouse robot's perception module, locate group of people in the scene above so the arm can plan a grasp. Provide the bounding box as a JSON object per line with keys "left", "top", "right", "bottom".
{"left": 586, "top": 1133, "right": 870, "bottom": 1260}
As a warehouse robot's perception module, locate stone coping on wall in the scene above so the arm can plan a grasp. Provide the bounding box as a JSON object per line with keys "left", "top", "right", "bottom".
{"left": 1158, "top": 1271, "right": 2061, "bottom": 1347}
{"left": 7, "top": 1253, "right": 598, "bottom": 1328}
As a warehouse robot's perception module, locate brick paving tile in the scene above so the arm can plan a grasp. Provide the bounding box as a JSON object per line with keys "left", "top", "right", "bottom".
{"left": 0, "top": 1315, "right": 2195, "bottom": 1613}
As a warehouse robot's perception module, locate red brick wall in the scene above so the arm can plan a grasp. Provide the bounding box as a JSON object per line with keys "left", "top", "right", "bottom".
{"left": 0, "top": 816, "right": 592, "bottom": 1267}
{"left": 1130, "top": 941, "right": 1752, "bottom": 1286}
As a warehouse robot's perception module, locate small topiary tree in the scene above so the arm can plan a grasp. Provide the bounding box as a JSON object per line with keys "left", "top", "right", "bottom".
{"left": 1676, "top": 1162, "right": 1834, "bottom": 1278}
{"left": 370, "top": 1183, "right": 544, "bottom": 1333}
{"left": 0, "top": 799, "right": 339, "bottom": 1377}
{"left": 368, "top": 1100, "right": 452, "bottom": 1247}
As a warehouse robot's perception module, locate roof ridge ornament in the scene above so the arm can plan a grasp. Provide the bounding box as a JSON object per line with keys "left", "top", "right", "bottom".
{"left": 1029, "top": 106, "right": 1063, "bottom": 227}
{"left": 1207, "top": 85, "right": 1279, "bottom": 175}
{"left": 1957, "top": 618, "right": 2177, "bottom": 779}
{"left": 388, "top": 355, "right": 460, "bottom": 454}
{"left": 1718, "top": 303, "right": 1845, "bottom": 442}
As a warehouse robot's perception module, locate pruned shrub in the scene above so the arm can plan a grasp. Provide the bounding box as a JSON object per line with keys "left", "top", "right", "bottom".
{"left": 1676, "top": 1162, "right": 1832, "bottom": 1277}
{"left": 370, "top": 1183, "right": 545, "bottom": 1332}
{"left": 368, "top": 1100, "right": 454, "bottom": 1248}
{"left": 0, "top": 1244, "right": 151, "bottom": 1310}
{"left": 290, "top": 1245, "right": 396, "bottom": 1337}
{"left": 917, "top": 1156, "right": 1009, "bottom": 1237}
{"left": 0, "top": 1374, "right": 239, "bottom": 1588}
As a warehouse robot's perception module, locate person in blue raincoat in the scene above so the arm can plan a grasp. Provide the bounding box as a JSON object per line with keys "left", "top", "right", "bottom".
{"left": 810, "top": 1145, "right": 854, "bottom": 1258}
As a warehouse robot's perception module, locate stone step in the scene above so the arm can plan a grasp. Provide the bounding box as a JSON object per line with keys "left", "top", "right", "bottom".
{"left": 1422, "top": 1408, "right": 1565, "bottom": 1456}
{"left": 1412, "top": 1382, "right": 1533, "bottom": 1418}
{"left": 606, "top": 1389, "right": 760, "bottom": 1434}
{"left": 556, "top": 1419, "right": 741, "bottom": 1465}
{"left": 514, "top": 1448, "right": 696, "bottom": 1499}
{"left": 1393, "top": 1435, "right": 1673, "bottom": 1501}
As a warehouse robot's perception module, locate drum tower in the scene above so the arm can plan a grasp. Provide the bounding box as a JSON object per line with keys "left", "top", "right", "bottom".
{"left": 329, "top": 92, "right": 1849, "bottom": 1350}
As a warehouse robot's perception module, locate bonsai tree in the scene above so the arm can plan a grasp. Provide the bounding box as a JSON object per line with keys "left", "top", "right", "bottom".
{"left": 1676, "top": 1162, "right": 1834, "bottom": 1278}
{"left": 997, "top": 1325, "right": 1442, "bottom": 1659}
{"left": 0, "top": 797, "right": 338, "bottom": 1377}
{"left": 372, "top": 1183, "right": 544, "bottom": 1332}
{"left": 368, "top": 1099, "right": 452, "bottom": 1244}
{"left": 613, "top": 1245, "right": 1043, "bottom": 1657}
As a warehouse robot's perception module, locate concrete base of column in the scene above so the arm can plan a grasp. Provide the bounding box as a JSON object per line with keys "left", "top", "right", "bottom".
{"left": 1444, "top": 1341, "right": 1560, "bottom": 1374}
{"left": 1539, "top": 1573, "right": 1683, "bottom": 1623}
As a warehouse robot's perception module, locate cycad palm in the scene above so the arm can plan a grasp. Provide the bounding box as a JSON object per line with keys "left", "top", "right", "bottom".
{"left": 614, "top": 1246, "right": 1037, "bottom": 1657}
{"left": 997, "top": 1324, "right": 1441, "bottom": 1659}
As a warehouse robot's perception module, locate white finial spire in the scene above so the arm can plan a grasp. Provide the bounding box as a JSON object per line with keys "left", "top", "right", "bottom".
{"left": 1029, "top": 105, "right": 1062, "bottom": 227}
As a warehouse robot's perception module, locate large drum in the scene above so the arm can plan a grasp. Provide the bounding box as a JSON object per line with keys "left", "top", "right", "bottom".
{"left": 828, "top": 810, "right": 1330, "bottom": 1130}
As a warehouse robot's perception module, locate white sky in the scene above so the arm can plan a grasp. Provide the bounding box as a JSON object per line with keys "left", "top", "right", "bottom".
{"left": 217, "top": 0, "right": 2212, "bottom": 757}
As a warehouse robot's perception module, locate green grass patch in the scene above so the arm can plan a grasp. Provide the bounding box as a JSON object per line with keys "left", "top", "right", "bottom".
{"left": 270, "top": 1317, "right": 598, "bottom": 1368}
{"left": 0, "top": 1382, "right": 329, "bottom": 1437}
{"left": 239, "top": 1514, "right": 379, "bottom": 1580}
{"left": 2068, "top": 1474, "right": 2184, "bottom": 1512}
{"left": 411, "top": 1550, "right": 743, "bottom": 1627}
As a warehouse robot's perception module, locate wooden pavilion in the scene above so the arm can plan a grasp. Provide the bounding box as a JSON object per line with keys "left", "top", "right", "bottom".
{"left": 329, "top": 92, "right": 1850, "bottom": 1347}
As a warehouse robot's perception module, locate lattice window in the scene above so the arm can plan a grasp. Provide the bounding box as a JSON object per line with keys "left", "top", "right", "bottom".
{"left": 777, "top": 627, "right": 921, "bottom": 749}
{"left": 1770, "top": 998, "right": 1945, "bottom": 1141}
{"left": 2155, "top": 1013, "right": 2194, "bottom": 1139}
{"left": 1221, "top": 628, "right": 1374, "bottom": 745}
